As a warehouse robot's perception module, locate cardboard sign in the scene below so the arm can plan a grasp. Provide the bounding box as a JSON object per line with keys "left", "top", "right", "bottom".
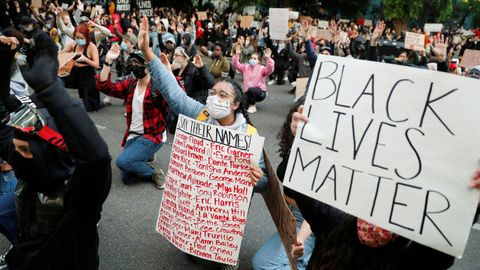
{"left": 261, "top": 152, "right": 298, "bottom": 270}
{"left": 284, "top": 55, "right": 480, "bottom": 257}
{"left": 136, "top": 0, "right": 152, "bottom": 17}
{"left": 57, "top": 53, "right": 77, "bottom": 77}
{"left": 318, "top": 20, "right": 329, "bottom": 29}
{"left": 31, "top": 0, "right": 42, "bottom": 9}
{"left": 404, "top": 32, "right": 425, "bottom": 51}
{"left": 460, "top": 49, "right": 480, "bottom": 69}
{"left": 316, "top": 29, "right": 332, "bottom": 41}
{"left": 295, "top": 77, "right": 309, "bottom": 98}
{"left": 424, "top": 23, "right": 443, "bottom": 33}
{"left": 240, "top": 16, "right": 254, "bottom": 29}
{"left": 289, "top": 11, "right": 299, "bottom": 20}
{"left": 157, "top": 115, "right": 265, "bottom": 266}
{"left": 116, "top": 0, "right": 130, "bottom": 14}
{"left": 269, "top": 8, "right": 289, "bottom": 40}
{"left": 197, "top": 11, "right": 207, "bottom": 21}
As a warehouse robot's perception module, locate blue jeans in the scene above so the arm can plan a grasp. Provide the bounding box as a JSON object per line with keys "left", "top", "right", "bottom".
{"left": 115, "top": 136, "right": 163, "bottom": 184}
{"left": 252, "top": 205, "right": 316, "bottom": 270}
{"left": 0, "top": 192, "right": 16, "bottom": 243}
{"left": 0, "top": 170, "right": 17, "bottom": 196}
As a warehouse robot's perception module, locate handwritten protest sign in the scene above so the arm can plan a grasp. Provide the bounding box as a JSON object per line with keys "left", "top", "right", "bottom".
{"left": 284, "top": 55, "right": 480, "bottom": 257}
{"left": 136, "top": 0, "right": 152, "bottom": 17}
{"left": 240, "top": 16, "right": 254, "bottom": 28}
{"left": 157, "top": 114, "right": 265, "bottom": 266}
{"left": 404, "top": 31, "right": 425, "bottom": 51}
{"left": 269, "top": 8, "right": 289, "bottom": 40}
{"left": 459, "top": 49, "right": 480, "bottom": 69}
{"left": 261, "top": 151, "right": 297, "bottom": 270}
{"left": 197, "top": 11, "right": 207, "bottom": 21}
{"left": 424, "top": 23, "right": 443, "bottom": 33}
{"left": 116, "top": 0, "right": 130, "bottom": 14}
{"left": 316, "top": 29, "right": 332, "bottom": 41}
{"left": 318, "top": 20, "right": 329, "bottom": 29}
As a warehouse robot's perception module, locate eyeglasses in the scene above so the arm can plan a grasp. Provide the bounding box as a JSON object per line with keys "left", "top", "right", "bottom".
{"left": 208, "top": 89, "right": 235, "bottom": 100}
{"left": 8, "top": 104, "right": 68, "bottom": 152}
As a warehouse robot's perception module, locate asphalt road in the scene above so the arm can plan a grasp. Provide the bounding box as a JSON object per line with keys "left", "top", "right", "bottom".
{"left": 1, "top": 65, "right": 479, "bottom": 270}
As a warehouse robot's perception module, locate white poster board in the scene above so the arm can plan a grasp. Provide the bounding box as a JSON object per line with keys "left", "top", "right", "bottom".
{"left": 318, "top": 20, "right": 329, "bottom": 29}
{"left": 157, "top": 115, "right": 265, "bottom": 266}
{"left": 364, "top": 19, "right": 373, "bottom": 27}
{"left": 243, "top": 6, "right": 255, "bottom": 16}
{"left": 424, "top": 23, "right": 444, "bottom": 33}
{"left": 284, "top": 55, "right": 480, "bottom": 257}
{"left": 269, "top": 8, "right": 289, "bottom": 40}
{"left": 404, "top": 31, "right": 425, "bottom": 51}
{"left": 289, "top": 11, "right": 299, "bottom": 20}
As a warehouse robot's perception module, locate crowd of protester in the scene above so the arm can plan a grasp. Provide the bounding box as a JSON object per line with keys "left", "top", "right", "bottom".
{"left": 0, "top": 0, "right": 480, "bottom": 269}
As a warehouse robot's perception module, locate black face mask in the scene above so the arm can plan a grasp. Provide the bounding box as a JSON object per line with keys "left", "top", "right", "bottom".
{"left": 9, "top": 150, "right": 36, "bottom": 183}
{"left": 131, "top": 65, "right": 147, "bottom": 79}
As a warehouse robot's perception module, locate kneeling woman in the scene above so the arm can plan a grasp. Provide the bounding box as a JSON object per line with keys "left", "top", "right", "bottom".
{"left": 62, "top": 24, "right": 101, "bottom": 111}
{"left": 138, "top": 16, "right": 268, "bottom": 270}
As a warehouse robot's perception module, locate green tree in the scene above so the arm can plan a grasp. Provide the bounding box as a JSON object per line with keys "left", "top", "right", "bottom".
{"left": 382, "top": 0, "right": 455, "bottom": 31}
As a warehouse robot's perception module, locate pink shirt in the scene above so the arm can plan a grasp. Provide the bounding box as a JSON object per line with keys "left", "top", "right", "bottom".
{"left": 232, "top": 54, "right": 275, "bottom": 92}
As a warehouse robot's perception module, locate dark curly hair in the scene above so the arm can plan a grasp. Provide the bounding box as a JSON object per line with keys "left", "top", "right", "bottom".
{"left": 277, "top": 95, "right": 306, "bottom": 159}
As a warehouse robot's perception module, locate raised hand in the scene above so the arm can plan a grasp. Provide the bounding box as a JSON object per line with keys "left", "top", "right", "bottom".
{"left": 193, "top": 54, "right": 204, "bottom": 68}
{"left": 105, "top": 43, "right": 120, "bottom": 63}
{"left": 430, "top": 34, "right": 449, "bottom": 62}
{"left": 264, "top": 48, "right": 272, "bottom": 58}
{"left": 20, "top": 32, "right": 59, "bottom": 92}
{"left": 0, "top": 36, "right": 19, "bottom": 50}
{"left": 160, "top": 53, "right": 172, "bottom": 72}
{"left": 371, "top": 21, "right": 385, "bottom": 46}
{"left": 138, "top": 16, "right": 150, "bottom": 53}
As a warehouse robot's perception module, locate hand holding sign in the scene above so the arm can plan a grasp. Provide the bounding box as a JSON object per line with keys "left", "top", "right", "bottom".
{"left": 291, "top": 105, "right": 308, "bottom": 136}
{"left": 250, "top": 165, "right": 264, "bottom": 185}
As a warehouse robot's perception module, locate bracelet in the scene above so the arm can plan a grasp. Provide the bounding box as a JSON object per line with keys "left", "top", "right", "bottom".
{"left": 104, "top": 62, "right": 112, "bottom": 67}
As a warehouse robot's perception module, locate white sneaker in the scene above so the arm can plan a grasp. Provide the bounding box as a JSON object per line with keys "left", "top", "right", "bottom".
{"left": 247, "top": 105, "right": 257, "bottom": 113}
{"left": 267, "top": 80, "right": 275, "bottom": 85}
{"left": 103, "top": 97, "right": 111, "bottom": 106}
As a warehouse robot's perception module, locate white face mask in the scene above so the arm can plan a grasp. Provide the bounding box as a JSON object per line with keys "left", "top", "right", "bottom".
{"left": 206, "top": 95, "right": 232, "bottom": 119}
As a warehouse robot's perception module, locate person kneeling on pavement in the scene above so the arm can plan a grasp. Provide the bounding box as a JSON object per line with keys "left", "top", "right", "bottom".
{"left": 96, "top": 44, "right": 169, "bottom": 189}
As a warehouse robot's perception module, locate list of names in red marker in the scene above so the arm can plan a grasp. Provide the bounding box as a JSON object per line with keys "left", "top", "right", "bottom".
{"left": 156, "top": 114, "right": 264, "bottom": 266}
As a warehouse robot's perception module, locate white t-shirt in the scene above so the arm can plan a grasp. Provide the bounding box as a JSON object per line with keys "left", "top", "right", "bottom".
{"left": 127, "top": 84, "right": 145, "bottom": 141}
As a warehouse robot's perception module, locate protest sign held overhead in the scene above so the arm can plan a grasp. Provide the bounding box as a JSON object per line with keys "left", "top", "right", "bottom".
{"left": 136, "top": 0, "right": 152, "bottom": 17}
{"left": 116, "top": 0, "right": 130, "bottom": 14}
{"left": 404, "top": 32, "right": 425, "bottom": 51}
{"left": 240, "top": 16, "right": 254, "bottom": 29}
{"left": 424, "top": 23, "right": 444, "bottom": 33}
{"left": 269, "top": 8, "right": 289, "bottom": 40}
{"left": 284, "top": 55, "right": 480, "bottom": 257}
{"left": 157, "top": 115, "right": 264, "bottom": 266}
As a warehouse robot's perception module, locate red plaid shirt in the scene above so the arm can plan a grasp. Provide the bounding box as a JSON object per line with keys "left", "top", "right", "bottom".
{"left": 96, "top": 74, "right": 169, "bottom": 146}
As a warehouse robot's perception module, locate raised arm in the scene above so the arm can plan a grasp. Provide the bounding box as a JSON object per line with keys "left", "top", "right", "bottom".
{"left": 138, "top": 16, "right": 203, "bottom": 118}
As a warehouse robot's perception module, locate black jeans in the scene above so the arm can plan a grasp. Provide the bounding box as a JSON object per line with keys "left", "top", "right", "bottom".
{"left": 246, "top": 87, "right": 267, "bottom": 106}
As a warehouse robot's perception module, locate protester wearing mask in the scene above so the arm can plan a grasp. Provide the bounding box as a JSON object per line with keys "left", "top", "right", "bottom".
{"left": 96, "top": 44, "right": 169, "bottom": 190}
{"left": 0, "top": 30, "right": 111, "bottom": 270}
{"left": 161, "top": 33, "right": 176, "bottom": 63}
{"left": 180, "top": 32, "right": 196, "bottom": 57}
{"left": 138, "top": 17, "right": 268, "bottom": 269}
{"left": 232, "top": 45, "right": 275, "bottom": 113}
{"left": 62, "top": 24, "right": 102, "bottom": 111}
{"left": 172, "top": 47, "right": 214, "bottom": 104}
{"left": 200, "top": 42, "right": 230, "bottom": 79}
